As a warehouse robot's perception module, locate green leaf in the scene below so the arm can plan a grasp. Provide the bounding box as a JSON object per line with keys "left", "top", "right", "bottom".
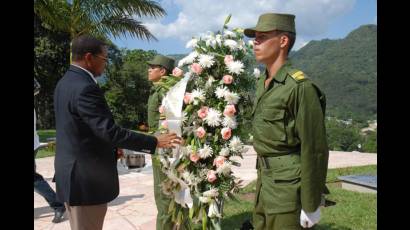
{"left": 168, "top": 200, "right": 175, "bottom": 214}
{"left": 224, "top": 14, "right": 232, "bottom": 26}
{"left": 176, "top": 210, "right": 183, "bottom": 225}
{"left": 189, "top": 206, "right": 195, "bottom": 219}
{"left": 202, "top": 206, "right": 208, "bottom": 230}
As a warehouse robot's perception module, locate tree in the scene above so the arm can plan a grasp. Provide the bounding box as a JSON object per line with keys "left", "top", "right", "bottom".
{"left": 34, "top": 0, "right": 166, "bottom": 61}
{"left": 34, "top": 14, "right": 70, "bottom": 129}
{"left": 102, "top": 49, "right": 157, "bottom": 129}
{"left": 325, "top": 118, "right": 362, "bottom": 151}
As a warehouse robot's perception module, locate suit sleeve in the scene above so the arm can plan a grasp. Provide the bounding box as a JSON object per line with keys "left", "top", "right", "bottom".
{"left": 294, "top": 81, "right": 329, "bottom": 212}
{"left": 76, "top": 84, "right": 157, "bottom": 154}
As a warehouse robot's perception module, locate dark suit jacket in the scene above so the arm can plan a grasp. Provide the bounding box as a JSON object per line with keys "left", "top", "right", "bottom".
{"left": 53, "top": 65, "right": 157, "bottom": 206}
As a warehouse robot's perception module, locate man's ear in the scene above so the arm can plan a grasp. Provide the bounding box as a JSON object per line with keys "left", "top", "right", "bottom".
{"left": 84, "top": 53, "right": 93, "bottom": 65}
{"left": 160, "top": 67, "right": 167, "bottom": 76}
{"left": 280, "top": 35, "right": 289, "bottom": 49}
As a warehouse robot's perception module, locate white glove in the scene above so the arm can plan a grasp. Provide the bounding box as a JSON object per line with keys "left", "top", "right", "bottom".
{"left": 300, "top": 207, "right": 321, "bottom": 228}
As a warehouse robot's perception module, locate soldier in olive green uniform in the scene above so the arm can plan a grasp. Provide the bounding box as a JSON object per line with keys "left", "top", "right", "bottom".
{"left": 244, "top": 13, "right": 329, "bottom": 229}
{"left": 147, "top": 55, "right": 176, "bottom": 230}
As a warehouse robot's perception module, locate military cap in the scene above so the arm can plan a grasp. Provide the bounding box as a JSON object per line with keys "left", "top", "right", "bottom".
{"left": 244, "top": 13, "right": 296, "bottom": 37}
{"left": 147, "top": 55, "right": 175, "bottom": 72}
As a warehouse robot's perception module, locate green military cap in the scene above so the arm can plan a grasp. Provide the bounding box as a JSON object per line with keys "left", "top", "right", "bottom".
{"left": 244, "top": 13, "right": 296, "bottom": 37}
{"left": 147, "top": 55, "right": 175, "bottom": 72}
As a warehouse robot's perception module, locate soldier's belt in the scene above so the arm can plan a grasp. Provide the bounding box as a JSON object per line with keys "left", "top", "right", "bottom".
{"left": 257, "top": 153, "right": 300, "bottom": 169}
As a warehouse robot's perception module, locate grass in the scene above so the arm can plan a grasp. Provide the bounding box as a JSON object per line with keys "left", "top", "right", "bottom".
{"left": 37, "top": 129, "right": 56, "bottom": 142}
{"left": 221, "top": 165, "right": 377, "bottom": 230}
{"left": 36, "top": 130, "right": 56, "bottom": 158}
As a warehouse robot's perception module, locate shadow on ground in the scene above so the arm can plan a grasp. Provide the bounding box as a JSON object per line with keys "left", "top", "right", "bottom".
{"left": 108, "top": 194, "right": 145, "bottom": 206}
{"left": 221, "top": 211, "right": 253, "bottom": 230}
{"left": 315, "top": 223, "right": 353, "bottom": 230}
{"left": 34, "top": 206, "right": 54, "bottom": 219}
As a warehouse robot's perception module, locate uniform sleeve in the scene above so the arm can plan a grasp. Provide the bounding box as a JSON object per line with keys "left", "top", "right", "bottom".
{"left": 293, "top": 81, "right": 329, "bottom": 212}
{"left": 77, "top": 84, "right": 158, "bottom": 154}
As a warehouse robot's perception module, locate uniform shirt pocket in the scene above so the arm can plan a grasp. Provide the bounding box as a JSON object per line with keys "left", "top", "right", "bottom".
{"left": 260, "top": 108, "right": 286, "bottom": 141}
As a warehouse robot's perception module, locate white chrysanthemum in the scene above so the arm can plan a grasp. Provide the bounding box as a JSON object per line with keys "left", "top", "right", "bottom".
{"left": 186, "top": 38, "right": 198, "bottom": 48}
{"left": 184, "top": 51, "right": 199, "bottom": 65}
{"left": 204, "top": 33, "right": 217, "bottom": 48}
{"left": 191, "top": 89, "right": 205, "bottom": 102}
{"left": 199, "top": 196, "right": 212, "bottom": 204}
{"left": 248, "top": 40, "right": 254, "bottom": 47}
{"left": 199, "top": 144, "right": 213, "bottom": 159}
{"left": 223, "top": 116, "right": 238, "bottom": 129}
{"left": 224, "top": 91, "right": 240, "bottom": 105}
{"left": 216, "top": 162, "right": 232, "bottom": 176}
{"left": 238, "top": 40, "right": 247, "bottom": 51}
{"left": 226, "top": 61, "right": 244, "bottom": 75}
{"left": 219, "top": 147, "right": 230, "bottom": 157}
{"left": 203, "top": 188, "right": 219, "bottom": 197}
{"left": 198, "top": 54, "right": 215, "bottom": 68}
{"left": 224, "top": 39, "right": 238, "bottom": 50}
{"left": 253, "top": 68, "right": 261, "bottom": 79}
{"left": 182, "top": 171, "right": 191, "bottom": 180}
{"left": 215, "top": 86, "right": 228, "bottom": 99}
{"left": 204, "top": 108, "right": 222, "bottom": 127}
{"left": 181, "top": 145, "right": 193, "bottom": 157}
{"left": 182, "top": 171, "right": 196, "bottom": 185}
{"left": 215, "top": 34, "right": 222, "bottom": 46}
{"left": 229, "top": 136, "right": 243, "bottom": 152}
{"left": 223, "top": 30, "right": 236, "bottom": 38}
{"left": 206, "top": 76, "right": 216, "bottom": 89}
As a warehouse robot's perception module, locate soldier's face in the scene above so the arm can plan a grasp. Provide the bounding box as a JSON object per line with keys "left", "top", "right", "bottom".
{"left": 148, "top": 65, "right": 166, "bottom": 82}
{"left": 253, "top": 31, "right": 284, "bottom": 64}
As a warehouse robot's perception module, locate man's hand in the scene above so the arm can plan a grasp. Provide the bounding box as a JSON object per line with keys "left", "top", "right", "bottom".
{"left": 156, "top": 132, "right": 182, "bottom": 148}
{"left": 300, "top": 208, "right": 321, "bottom": 228}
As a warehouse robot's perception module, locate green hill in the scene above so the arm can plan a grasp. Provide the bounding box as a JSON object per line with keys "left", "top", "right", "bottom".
{"left": 291, "top": 24, "right": 377, "bottom": 121}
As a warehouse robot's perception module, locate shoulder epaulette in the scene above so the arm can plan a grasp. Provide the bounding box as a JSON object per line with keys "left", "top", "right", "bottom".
{"left": 288, "top": 69, "right": 308, "bottom": 82}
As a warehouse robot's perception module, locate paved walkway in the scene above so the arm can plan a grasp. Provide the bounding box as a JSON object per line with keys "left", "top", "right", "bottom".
{"left": 34, "top": 146, "right": 376, "bottom": 230}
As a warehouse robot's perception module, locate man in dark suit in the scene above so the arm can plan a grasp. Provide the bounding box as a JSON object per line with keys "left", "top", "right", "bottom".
{"left": 53, "top": 35, "right": 180, "bottom": 230}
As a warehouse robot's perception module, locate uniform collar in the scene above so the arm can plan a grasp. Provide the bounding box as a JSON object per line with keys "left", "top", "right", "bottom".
{"left": 264, "top": 60, "right": 292, "bottom": 83}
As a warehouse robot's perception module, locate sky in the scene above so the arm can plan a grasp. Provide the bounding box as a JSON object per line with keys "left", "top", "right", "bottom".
{"left": 112, "top": 0, "right": 377, "bottom": 55}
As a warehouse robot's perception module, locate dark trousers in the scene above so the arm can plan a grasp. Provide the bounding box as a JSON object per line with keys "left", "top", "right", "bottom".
{"left": 34, "top": 149, "right": 65, "bottom": 211}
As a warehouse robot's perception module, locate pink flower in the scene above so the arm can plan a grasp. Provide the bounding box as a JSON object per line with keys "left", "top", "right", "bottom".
{"left": 197, "top": 106, "right": 209, "bottom": 119}
{"left": 207, "top": 170, "right": 217, "bottom": 183}
{"left": 213, "top": 156, "right": 226, "bottom": 168}
{"left": 191, "top": 63, "right": 203, "bottom": 75}
{"left": 161, "top": 120, "right": 168, "bottom": 129}
{"left": 223, "top": 75, "right": 234, "bottom": 84}
{"left": 223, "top": 105, "right": 236, "bottom": 117}
{"left": 224, "top": 55, "right": 234, "bottom": 66}
{"left": 184, "top": 93, "right": 192, "bottom": 104}
{"left": 172, "top": 67, "right": 184, "bottom": 77}
{"left": 190, "top": 152, "right": 200, "bottom": 163}
{"left": 159, "top": 105, "right": 165, "bottom": 114}
{"left": 196, "top": 127, "right": 206, "bottom": 138}
{"left": 221, "top": 127, "right": 232, "bottom": 140}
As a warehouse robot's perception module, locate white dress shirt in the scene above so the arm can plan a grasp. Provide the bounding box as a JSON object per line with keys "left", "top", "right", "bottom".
{"left": 71, "top": 64, "right": 98, "bottom": 84}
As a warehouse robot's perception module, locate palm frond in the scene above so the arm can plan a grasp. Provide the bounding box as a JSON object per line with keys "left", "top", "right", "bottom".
{"left": 34, "top": 0, "right": 71, "bottom": 32}
{"left": 101, "top": 15, "right": 157, "bottom": 41}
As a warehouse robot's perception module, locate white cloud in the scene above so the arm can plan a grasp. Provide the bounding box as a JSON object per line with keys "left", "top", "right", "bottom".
{"left": 145, "top": 0, "right": 356, "bottom": 42}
